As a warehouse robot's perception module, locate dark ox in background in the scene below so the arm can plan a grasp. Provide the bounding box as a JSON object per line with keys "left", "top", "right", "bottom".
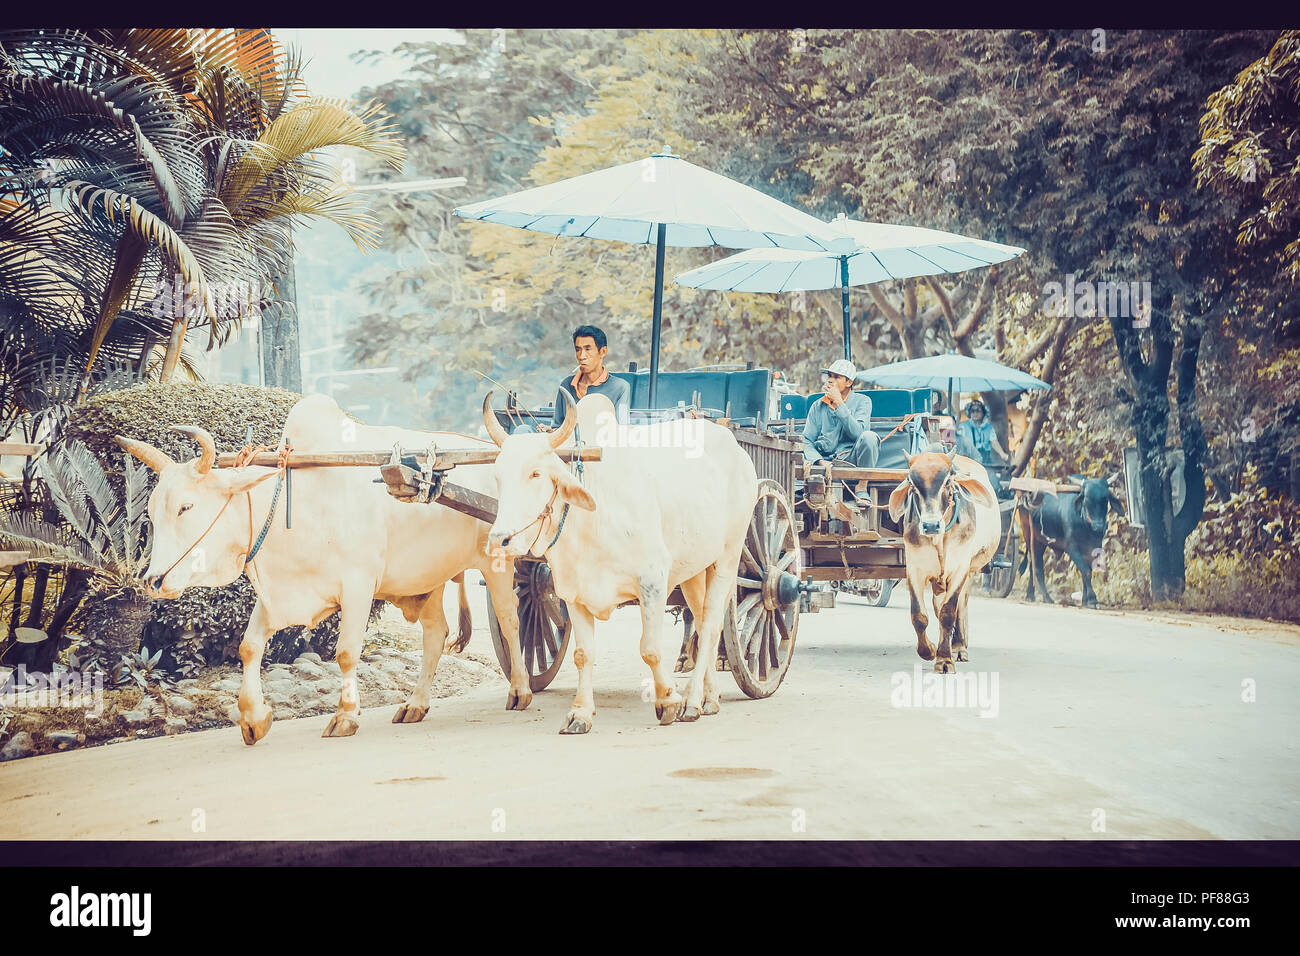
{"left": 1017, "top": 473, "right": 1125, "bottom": 609}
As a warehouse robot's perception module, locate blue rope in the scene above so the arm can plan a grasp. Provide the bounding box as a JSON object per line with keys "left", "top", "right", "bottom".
{"left": 247, "top": 470, "right": 284, "bottom": 563}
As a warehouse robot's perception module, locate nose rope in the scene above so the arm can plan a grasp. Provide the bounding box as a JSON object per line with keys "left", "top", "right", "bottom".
{"left": 495, "top": 427, "right": 586, "bottom": 555}
{"left": 498, "top": 485, "right": 560, "bottom": 551}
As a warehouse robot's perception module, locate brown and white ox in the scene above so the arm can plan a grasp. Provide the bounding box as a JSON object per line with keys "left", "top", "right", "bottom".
{"left": 115, "top": 393, "right": 532, "bottom": 745}
{"left": 482, "top": 392, "right": 758, "bottom": 734}
{"left": 888, "top": 452, "right": 1000, "bottom": 672}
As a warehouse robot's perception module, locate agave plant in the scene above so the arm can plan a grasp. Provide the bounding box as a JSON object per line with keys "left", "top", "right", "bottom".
{"left": 0, "top": 28, "right": 405, "bottom": 401}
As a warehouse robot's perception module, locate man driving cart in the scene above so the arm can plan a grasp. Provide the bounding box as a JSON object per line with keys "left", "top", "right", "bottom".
{"left": 801, "top": 359, "right": 881, "bottom": 470}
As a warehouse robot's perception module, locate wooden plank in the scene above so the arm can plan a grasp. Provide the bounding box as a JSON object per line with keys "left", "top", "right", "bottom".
{"left": 1, "top": 551, "right": 30, "bottom": 568}
{"left": 216, "top": 447, "right": 603, "bottom": 469}
{"left": 435, "top": 481, "right": 498, "bottom": 524}
{"left": 797, "top": 463, "right": 907, "bottom": 482}
{"left": 0, "top": 442, "right": 44, "bottom": 457}
{"left": 377, "top": 464, "right": 499, "bottom": 522}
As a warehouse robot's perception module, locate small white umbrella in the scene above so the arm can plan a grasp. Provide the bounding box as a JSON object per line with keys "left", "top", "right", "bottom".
{"left": 454, "top": 147, "right": 851, "bottom": 406}
{"left": 674, "top": 214, "right": 1025, "bottom": 361}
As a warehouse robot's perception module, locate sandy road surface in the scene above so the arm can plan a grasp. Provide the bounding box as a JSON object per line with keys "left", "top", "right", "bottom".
{"left": 3, "top": 584, "right": 1298, "bottom": 842}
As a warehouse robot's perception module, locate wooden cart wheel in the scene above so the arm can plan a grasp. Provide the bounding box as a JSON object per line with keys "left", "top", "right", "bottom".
{"left": 723, "top": 479, "right": 800, "bottom": 698}
{"left": 985, "top": 526, "right": 1019, "bottom": 599}
{"left": 486, "top": 559, "right": 572, "bottom": 692}
{"left": 860, "top": 578, "right": 895, "bottom": 607}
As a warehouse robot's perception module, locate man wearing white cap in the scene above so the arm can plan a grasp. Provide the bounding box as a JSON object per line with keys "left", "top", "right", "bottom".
{"left": 801, "top": 358, "right": 880, "bottom": 469}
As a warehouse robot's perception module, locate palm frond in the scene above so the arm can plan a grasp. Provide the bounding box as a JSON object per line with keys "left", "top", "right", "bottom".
{"left": 65, "top": 439, "right": 123, "bottom": 562}
{"left": 239, "top": 182, "right": 384, "bottom": 251}
{"left": 123, "top": 451, "right": 151, "bottom": 565}
{"left": 7, "top": 74, "right": 193, "bottom": 227}
{"left": 221, "top": 97, "right": 405, "bottom": 213}
{"left": 0, "top": 511, "right": 100, "bottom": 568}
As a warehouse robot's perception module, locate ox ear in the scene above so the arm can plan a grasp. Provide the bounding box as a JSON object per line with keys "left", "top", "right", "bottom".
{"left": 888, "top": 478, "right": 913, "bottom": 522}
{"left": 953, "top": 470, "right": 997, "bottom": 510}
{"left": 1108, "top": 490, "right": 1126, "bottom": 518}
{"left": 553, "top": 467, "right": 595, "bottom": 512}
{"left": 219, "top": 467, "right": 279, "bottom": 496}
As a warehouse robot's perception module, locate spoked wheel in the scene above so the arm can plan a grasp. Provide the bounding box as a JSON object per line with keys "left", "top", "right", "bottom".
{"left": 860, "top": 578, "right": 895, "bottom": 607}
{"left": 486, "top": 558, "right": 572, "bottom": 692}
{"left": 985, "top": 527, "right": 1019, "bottom": 599}
{"left": 723, "top": 479, "right": 800, "bottom": 698}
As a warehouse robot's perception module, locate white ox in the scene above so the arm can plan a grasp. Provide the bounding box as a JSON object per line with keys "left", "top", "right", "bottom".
{"left": 116, "top": 393, "right": 531, "bottom": 745}
{"left": 482, "top": 392, "right": 759, "bottom": 734}
{"left": 887, "top": 451, "right": 1000, "bottom": 672}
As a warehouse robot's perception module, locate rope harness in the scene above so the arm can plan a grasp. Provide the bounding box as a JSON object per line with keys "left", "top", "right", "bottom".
{"left": 153, "top": 440, "right": 291, "bottom": 588}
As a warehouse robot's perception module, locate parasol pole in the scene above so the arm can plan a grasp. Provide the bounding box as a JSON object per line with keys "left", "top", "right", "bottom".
{"left": 649, "top": 222, "right": 667, "bottom": 409}
{"left": 840, "top": 255, "right": 852, "bottom": 362}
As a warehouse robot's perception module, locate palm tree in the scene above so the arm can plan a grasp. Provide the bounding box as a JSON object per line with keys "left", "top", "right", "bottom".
{"left": 0, "top": 28, "right": 405, "bottom": 402}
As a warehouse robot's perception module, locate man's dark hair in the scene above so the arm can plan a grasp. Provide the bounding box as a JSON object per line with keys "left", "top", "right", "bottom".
{"left": 573, "top": 325, "right": 607, "bottom": 350}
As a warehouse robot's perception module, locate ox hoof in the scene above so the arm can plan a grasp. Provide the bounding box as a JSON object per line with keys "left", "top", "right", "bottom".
{"left": 702, "top": 699, "right": 720, "bottom": 716}
{"left": 322, "top": 712, "right": 360, "bottom": 738}
{"left": 954, "top": 647, "right": 969, "bottom": 663}
{"left": 506, "top": 686, "right": 533, "bottom": 711}
{"left": 239, "top": 706, "right": 273, "bottom": 746}
{"left": 916, "top": 642, "right": 935, "bottom": 662}
{"left": 655, "top": 696, "right": 686, "bottom": 726}
{"left": 560, "top": 711, "right": 592, "bottom": 735}
{"left": 392, "top": 703, "right": 429, "bottom": 724}
{"left": 680, "top": 705, "right": 702, "bottom": 723}
{"left": 934, "top": 659, "right": 956, "bottom": 674}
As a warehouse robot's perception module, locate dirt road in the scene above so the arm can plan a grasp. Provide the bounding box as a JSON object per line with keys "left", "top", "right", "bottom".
{"left": 3, "top": 585, "right": 1297, "bottom": 841}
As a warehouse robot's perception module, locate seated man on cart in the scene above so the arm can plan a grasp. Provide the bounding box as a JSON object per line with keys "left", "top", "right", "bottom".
{"left": 802, "top": 358, "right": 881, "bottom": 475}
{"left": 516, "top": 324, "right": 631, "bottom": 433}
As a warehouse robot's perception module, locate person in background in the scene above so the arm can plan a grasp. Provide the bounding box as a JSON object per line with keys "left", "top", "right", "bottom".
{"left": 931, "top": 390, "right": 957, "bottom": 449}
{"left": 516, "top": 325, "right": 631, "bottom": 433}
{"left": 956, "top": 399, "right": 1008, "bottom": 466}
{"left": 801, "top": 359, "right": 880, "bottom": 469}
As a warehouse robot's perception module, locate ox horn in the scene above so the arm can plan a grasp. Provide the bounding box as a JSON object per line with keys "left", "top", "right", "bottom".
{"left": 169, "top": 425, "right": 216, "bottom": 474}
{"left": 114, "top": 435, "right": 176, "bottom": 474}
{"left": 482, "top": 392, "right": 509, "bottom": 448}
{"left": 1106, "top": 470, "right": 1121, "bottom": 485}
{"left": 549, "top": 390, "right": 578, "bottom": 449}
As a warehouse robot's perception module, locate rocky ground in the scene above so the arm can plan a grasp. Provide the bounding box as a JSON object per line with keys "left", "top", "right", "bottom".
{"left": 0, "top": 609, "right": 505, "bottom": 761}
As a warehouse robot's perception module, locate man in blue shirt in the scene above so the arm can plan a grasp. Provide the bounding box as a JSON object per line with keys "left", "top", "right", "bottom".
{"left": 801, "top": 359, "right": 880, "bottom": 468}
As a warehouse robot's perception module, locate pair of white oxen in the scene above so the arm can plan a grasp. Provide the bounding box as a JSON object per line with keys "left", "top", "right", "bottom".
{"left": 116, "top": 392, "right": 759, "bottom": 744}
{"left": 117, "top": 392, "right": 1003, "bottom": 746}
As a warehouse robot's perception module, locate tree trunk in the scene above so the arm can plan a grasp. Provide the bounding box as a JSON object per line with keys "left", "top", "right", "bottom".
{"left": 21, "top": 564, "right": 49, "bottom": 629}
{"left": 261, "top": 249, "right": 302, "bottom": 392}
{"left": 31, "top": 568, "right": 93, "bottom": 671}
{"left": 1011, "top": 317, "right": 1071, "bottom": 475}
{"left": 1110, "top": 305, "right": 1208, "bottom": 602}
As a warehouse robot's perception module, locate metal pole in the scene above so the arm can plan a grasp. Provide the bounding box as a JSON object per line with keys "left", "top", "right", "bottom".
{"left": 648, "top": 223, "right": 667, "bottom": 408}
{"left": 840, "top": 256, "right": 852, "bottom": 362}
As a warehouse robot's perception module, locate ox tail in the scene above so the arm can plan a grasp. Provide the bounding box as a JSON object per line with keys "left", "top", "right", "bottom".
{"left": 447, "top": 572, "right": 473, "bottom": 654}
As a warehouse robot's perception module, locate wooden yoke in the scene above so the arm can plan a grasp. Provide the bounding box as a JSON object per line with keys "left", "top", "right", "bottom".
{"left": 215, "top": 447, "right": 602, "bottom": 469}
